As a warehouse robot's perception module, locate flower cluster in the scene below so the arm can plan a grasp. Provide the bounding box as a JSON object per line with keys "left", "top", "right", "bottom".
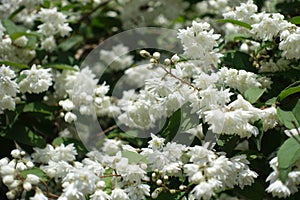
{"left": 0, "top": 149, "right": 40, "bottom": 200}
{"left": 0, "top": 65, "right": 19, "bottom": 113}
{"left": 0, "top": 0, "right": 299, "bottom": 199}
{"left": 0, "top": 135, "right": 258, "bottom": 200}
{"left": 224, "top": 0, "right": 300, "bottom": 60}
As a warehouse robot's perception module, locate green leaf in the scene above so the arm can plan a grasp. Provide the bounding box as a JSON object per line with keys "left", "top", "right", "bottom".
{"left": 21, "top": 167, "right": 48, "bottom": 182}
{"left": 289, "top": 16, "right": 300, "bottom": 25}
{"left": 222, "top": 51, "right": 255, "bottom": 72}
{"left": 1, "top": 19, "right": 26, "bottom": 35}
{"left": 278, "top": 135, "right": 300, "bottom": 182}
{"left": 43, "top": 64, "right": 78, "bottom": 71}
{"left": 121, "top": 150, "right": 149, "bottom": 164}
{"left": 160, "top": 108, "right": 181, "bottom": 142}
{"left": 277, "top": 81, "right": 300, "bottom": 102}
{"left": 5, "top": 125, "right": 46, "bottom": 148}
{"left": 265, "top": 97, "right": 277, "bottom": 105}
{"left": 10, "top": 32, "right": 40, "bottom": 41}
{"left": 253, "top": 120, "right": 264, "bottom": 151}
{"left": 52, "top": 137, "right": 88, "bottom": 155}
{"left": 224, "top": 33, "right": 251, "bottom": 43}
{"left": 216, "top": 19, "right": 251, "bottom": 29}
{"left": 23, "top": 102, "right": 58, "bottom": 115}
{"left": 244, "top": 88, "right": 266, "bottom": 104}
{"left": 58, "top": 35, "right": 84, "bottom": 51}
{"left": 9, "top": 6, "right": 25, "bottom": 20}
{"left": 277, "top": 99, "right": 300, "bottom": 129}
{"left": 0, "top": 60, "right": 29, "bottom": 69}
{"left": 235, "top": 181, "right": 265, "bottom": 200}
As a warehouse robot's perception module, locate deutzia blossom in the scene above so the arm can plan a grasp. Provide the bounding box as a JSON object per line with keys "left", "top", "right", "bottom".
{"left": 111, "top": 188, "right": 129, "bottom": 200}
{"left": 266, "top": 157, "right": 300, "bottom": 198}
{"left": 19, "top": 65, "right": 53, "bottom": 94}
{"left": 0, "top": 65, "right": 19, "bottom": 113}
{"left": 284, "top": 127, "right": 300, "bottom": 138}
{"left": 148, "top": 133, "right": 165, "bottom": 150}
{"left": 250, "top": 13, "right": 291, "bottom": 41}
{"left": 279, "top": 27, "right": 300, "bottom": 59}
{"left": 38, "top": 8, "right": 72, "bottom": 37}
{"left": 59, "top": 167, "right": 100, "bottom": 199}
{"left": 30, "top": 188, "right": 48, "bottom": 200}
{"left": 0, "top": 37, "right": 35, "bottom": 64}
{"left": 217, "top": 67, "right": 271, "bottom": 93}
{"left": 223, "top": 0, "right": 258, "bottom": 24}
{"left": 183, "top": 146, "right": 258, "bottom": 199}
{"left": 177, "top": 21, "right": 222, "bottom": 70}
{"left": 90, "top": 189, "right": 111, "bottom": 200}
{"left": 119, "top": 0, "right": 188, "bottom": 29}
{"left": 32, "top": 144, "right": 77, "bottom": 163}
{"left": 99, "top": 44, "right": 133, "bottom": 71}
{"left": 41, "top": 36, "right": 57, "bottom": 52}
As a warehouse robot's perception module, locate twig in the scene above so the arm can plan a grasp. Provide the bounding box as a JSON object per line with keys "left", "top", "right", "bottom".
{"left": 97, "top": 124, "right": 118, "bottom": 136}
{"left": 157, "top": 63, "right": 201, "bottom": 91}
{"left": 78, "top": 0, "right": 112, "bottom": 23}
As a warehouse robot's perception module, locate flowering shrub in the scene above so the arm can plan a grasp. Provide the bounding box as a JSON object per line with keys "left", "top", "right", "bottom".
{"left": 0, "top": 0, "right": 300, "bottom": 199}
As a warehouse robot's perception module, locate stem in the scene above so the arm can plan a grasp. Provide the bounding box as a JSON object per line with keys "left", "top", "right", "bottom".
{"left": 45, "top": 192, "right": 60, "bottom": 199}
{"left": 290, "top": 121, "right": 300, "bottom": 145}
{"left": 97, "top": 124, "right": 118, "bottom": 136}
{"left": 78, "top": 0, "right": 112, "bottom": 23}
{"left": 157, "top": 63, "right": 201, "bottom": 91}
{"left": 100, "top": 174, "right": 121, "bottom": 178}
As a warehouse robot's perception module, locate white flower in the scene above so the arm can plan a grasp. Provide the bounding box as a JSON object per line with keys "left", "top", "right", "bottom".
{"left": 32, "top": 144, "right": 55, "bottom": 163}
{"left": 223, "top": 0, "right": 257, "bottom": 24}
{"left": 59, "top": 99, "right": 75, "bottom": 111}
{"left": 177, "top": 21, "right": 222, "bottom": 69}
{"left": 284, "top": 127, "right": 300, "bottom": 137}
{"left": 217, "top": 67, "right": 270, "bottom": 93}
{"left": 191, "top": 180, "right": 220, "bottom": 200}
{"left": 25, "top": 174, "right": 40, "bottom": 184}
{"left": 125, "top": 184, "right": 150, "bottom": 200}
{"left": 99, "top": 44, "right": 133, "bottom": 71}
{"left": 251, "top": 13, "right": 291, "bottom": 41}
{"left": 19, "top": 65, "right": 53, "bottom": 94}
{"left": 41, "top": 36, "right": 56, "bottom": 52}
{"left": 266, "top": 179, "right": 291, "bottom": 198}
{"left": 279, "top": 27, "right": 300, "bottom": 59}
{"left": 13, "top": 36, "right": 28, "bottom": 47}
{"left": 64, "top": 111, "right": 77, "bottom": 123}
{"left": 52, "top": 144, "right": 77, "bottom": 162}
{"left": 38, "top": 8, "right": 72, "bottom": 37}
{"left": 60, "top": 167, "right": 100, "bottom": 199}
{"left": 101, "top": 139, "right": 122, "bottom": 155}
{"left": 30, "top": 188, "right": 48, "bottom": 200}
{"left": 90, "top": 189, "right": 111, "bottom": 200}
{"left": 10, "top": 149, "right": 21, "bottom": 159}
{"left": 148, "top": 133, "right": 165, "bottom": 150}
{"left": 111, "top": 188, "right": 129, "bottom": 200}
{"left": 0, "top": 65, "right": 19, "bottom": 113}
{"left": 68, "top": 67, "right": 98, "bottom": 115}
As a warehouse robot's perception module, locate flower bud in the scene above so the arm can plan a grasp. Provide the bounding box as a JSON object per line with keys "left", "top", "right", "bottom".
{"left": 164, "top": 58, "right": 171, "bottom": 65}
{"left": 6, "top": 190, "right": 17, "bottom": 200}
{"left": 156, "top": 179, "right": 162, "bottom": 186}
{"left": 23, "top": 182, "right": 32, "bottom": 191}
{"left": 151, "top": 187, "right": 163, "bottom": 199}
{"left": 171, "top": 54, "right": 180, "bottom": 63}
{"left": 170, "top": 189, "right": 176, "bottom": 194}
{"left": 11, "top": 149, "right": 21, "bottom": 158}
{"left": 153, "top": 52, "right": 160, "bottom": 60}
{"left": 140, "top": 50, "right": 151, "bottom": 58}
